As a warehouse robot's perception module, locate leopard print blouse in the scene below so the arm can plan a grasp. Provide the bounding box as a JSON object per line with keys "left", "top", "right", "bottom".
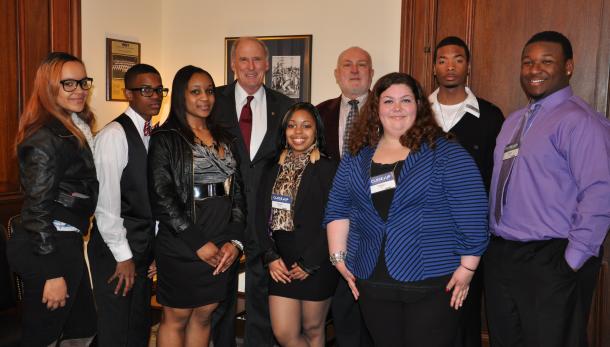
{"left": 269, "top": 149, "right": 311, "bottom": 232}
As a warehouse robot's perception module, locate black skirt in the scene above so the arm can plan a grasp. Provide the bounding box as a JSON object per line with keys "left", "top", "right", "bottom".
{"left": 268, "top": 231, "right": 338, "bottom": 301}
{"left": 155, "top": 196, "right": 232, "bottom": 308}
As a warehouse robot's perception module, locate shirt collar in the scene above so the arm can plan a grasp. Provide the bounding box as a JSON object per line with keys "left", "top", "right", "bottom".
{"left": 530, "top": 85, "right": 573, "bottom": 111}
{"left": 125, "top": 106, "right": 148, "bottom": 136}
{"left": 235, "top": 82, "right": 265, "bottom": 104}
{"left": 429, "top": 86, "right": 480, "bottom": 118}
{"left": 340, "top": 93, "right": 368, "bottom": 107}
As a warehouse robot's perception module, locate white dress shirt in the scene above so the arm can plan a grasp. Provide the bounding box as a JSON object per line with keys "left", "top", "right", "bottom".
{"left": 338, "top": 93, "right": 368, "bottom": 157}
{"left": 234, "top": 83, "right": 267, "bottom": 160}
{"left": 93, "top": 107, "right": 149, "bottom": 262}
{"left": 429, "top": 86, "right": 480, "bottom": 132}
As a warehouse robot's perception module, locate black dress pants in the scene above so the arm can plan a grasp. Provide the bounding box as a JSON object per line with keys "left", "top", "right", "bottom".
{"left": 454, "top": 261, "right": 484, "bottom": 347}
{"left": 243, "top": 255, "right": 275, "bottom": 346}
{"left": 484, "top": 236, "right": 600, "bottom": 347}
{"left": 358, "top": 276, "right": 460, "bottom": 347}
{"left": 8, "top": 232, "right": 96, "bottom": 346}
{"left": 88, "top": 230, "right": 152, "bottom": 347}
{"left": 331, "top": 279, "right": 373, "bottom": 347}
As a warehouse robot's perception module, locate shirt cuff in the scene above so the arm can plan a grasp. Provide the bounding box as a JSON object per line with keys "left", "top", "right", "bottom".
{"left": 564, "top": 243, "right": 590, "bottom": 271}
{"left": 109, "top": 242, "right": 134, "bottom": 262}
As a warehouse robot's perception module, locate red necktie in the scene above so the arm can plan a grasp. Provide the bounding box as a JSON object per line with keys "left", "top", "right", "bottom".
{"left": 143, "top": 120, "right": 151, "bottom": 136}
{"left": 239, "top": 96, "right": 254, "bottom": 152}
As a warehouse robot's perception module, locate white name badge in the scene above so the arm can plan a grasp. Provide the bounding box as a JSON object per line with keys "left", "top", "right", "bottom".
{"left": 370, "top": 172, "right": 397, "bottom": 194}
{"left": 503, "top": 143, "right": 519, "bottom": 160}
{"left": 271, "top": 194, "right": 292, "bottom": 211}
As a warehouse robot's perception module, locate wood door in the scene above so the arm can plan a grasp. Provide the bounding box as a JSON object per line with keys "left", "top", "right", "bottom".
{"left": 0, "top": 0, "right": 81, "bottom": 227}
{"left": 400, "top": 1, "right": 610, "bottom": 346}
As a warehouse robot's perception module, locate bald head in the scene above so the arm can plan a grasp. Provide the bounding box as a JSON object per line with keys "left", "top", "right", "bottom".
{"left": 334, "top": 47, "right": 374, "bottom": 99}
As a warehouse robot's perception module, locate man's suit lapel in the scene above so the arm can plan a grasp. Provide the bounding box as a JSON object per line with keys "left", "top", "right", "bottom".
{"left": 252, "top": 86, "right": 282, "bottom": 163}
{"left": 222, "top": 82, "right": 251, "bottom": 163}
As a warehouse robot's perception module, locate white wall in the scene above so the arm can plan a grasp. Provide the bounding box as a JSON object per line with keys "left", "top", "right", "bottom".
{"left": 82, "top": 0, "right": 164, "bottom": 130}
{"left": 82, "top": 0, "right": 401, "bottom": 129}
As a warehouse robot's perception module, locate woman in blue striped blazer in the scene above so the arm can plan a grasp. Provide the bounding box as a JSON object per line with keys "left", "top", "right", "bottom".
{"left": 324, "top": 72, "right": 488, "bottom": 346}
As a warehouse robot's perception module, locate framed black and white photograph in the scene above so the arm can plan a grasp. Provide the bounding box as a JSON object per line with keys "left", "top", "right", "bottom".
{"left": 225, "top": 35, "right": 312, "bottom": 102}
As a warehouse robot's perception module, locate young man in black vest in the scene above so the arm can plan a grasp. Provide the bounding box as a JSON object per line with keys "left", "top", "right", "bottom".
{"left": 428, "top": 37, "right": 504, "bottom": 347}
{"left": 88, "top": 64, "right": 167, "bottom": 346}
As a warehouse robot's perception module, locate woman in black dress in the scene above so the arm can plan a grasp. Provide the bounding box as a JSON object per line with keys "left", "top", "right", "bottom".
{"left": 257, "top": 102, "right": 339, "bottom": 347}
{"left": 148, "top": 65, "right": 245, "bottom": 346}
{"left": 8, "top": 52, "right": 97, "bottom": 346}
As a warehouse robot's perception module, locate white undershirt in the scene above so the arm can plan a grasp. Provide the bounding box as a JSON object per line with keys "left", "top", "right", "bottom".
{"left": 429, "top": 87, "right": 480, "bottom": 132}
{"left": 93, "top": 107, "right": 149, "bottom": 262}
{"left": 234, "top": 83, "right": 267, "bottom": 160}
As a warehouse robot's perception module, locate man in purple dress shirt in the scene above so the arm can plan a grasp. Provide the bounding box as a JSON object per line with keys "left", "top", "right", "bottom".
{"left": 485, "top": 31, "right": 610, "bottom": 347}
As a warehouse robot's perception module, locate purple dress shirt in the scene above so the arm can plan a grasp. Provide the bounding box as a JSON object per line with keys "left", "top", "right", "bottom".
{"left": 489, "top": 86, "right": 610, "bottom": 270}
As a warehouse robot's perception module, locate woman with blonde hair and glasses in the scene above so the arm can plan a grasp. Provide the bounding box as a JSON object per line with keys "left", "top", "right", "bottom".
{"left": 8, "top": 52, "right": 98, "bottom": 346}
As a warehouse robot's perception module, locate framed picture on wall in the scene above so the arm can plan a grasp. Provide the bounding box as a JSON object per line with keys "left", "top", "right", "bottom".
{"left": 225, "top": 35, "right": 312, "bottom": 102}
{"left": 106, "top": 38, "right": 141, "bottom": 101}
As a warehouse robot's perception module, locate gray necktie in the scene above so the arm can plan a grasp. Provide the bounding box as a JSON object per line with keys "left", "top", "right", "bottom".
{"left": 494, "top": 103, "right": 541, "bottom": 223}
{"left": 342, "top": 100, "right": 359, "bottom": 156}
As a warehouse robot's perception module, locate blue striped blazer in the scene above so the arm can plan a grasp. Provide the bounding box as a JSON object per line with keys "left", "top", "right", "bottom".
{"left": 324, "top": 138, "right": 489, "bottom": 282}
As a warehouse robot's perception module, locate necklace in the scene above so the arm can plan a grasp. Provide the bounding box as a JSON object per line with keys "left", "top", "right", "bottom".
{"left": 438, "top": 100, "right": 466, "bottom": 131}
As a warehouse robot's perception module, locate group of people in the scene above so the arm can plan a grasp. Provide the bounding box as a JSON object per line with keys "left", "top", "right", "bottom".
{"left": 6, "top": 30, "right": 609, "bottom": 347}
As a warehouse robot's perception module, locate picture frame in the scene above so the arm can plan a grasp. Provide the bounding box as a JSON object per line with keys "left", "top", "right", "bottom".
{"left": 106, "top": 38, "right": 141, "bottom": 101}
{"left": 225, "top": 35, "right": 312, "bottom": 102}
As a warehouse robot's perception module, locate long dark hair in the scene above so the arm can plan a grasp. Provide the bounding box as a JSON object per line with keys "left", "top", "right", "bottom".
{"left": 277, "top": 102, "right": 327, "bottom": 155}
{"left": 165, "top": 65, "right": 231, "bottom": 145}
{"left": 348, "top": 72, "right": 445, "bottom": 154}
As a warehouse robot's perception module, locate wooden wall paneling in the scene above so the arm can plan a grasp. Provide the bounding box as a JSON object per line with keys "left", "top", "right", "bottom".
{"left": 399, "top": 0, "right": 437, "bottom": 92}
{"left": 470, "top": 0, "right": 606, "bottom": 115}
{"left": 50, "top": 0, "right": 82, "bottom": 56}
{"left": 0, "top": 0, "right": 21, "bottom": 197}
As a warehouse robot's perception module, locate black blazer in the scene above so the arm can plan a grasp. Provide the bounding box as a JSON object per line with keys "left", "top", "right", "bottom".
{"left": 214, "top": 81, "right": 294, "bottom": 256}
{"left": 316, "top": 96, "right": 342, "bottom": 161}
{"left": 256, "top": 156, "right": 338, "bottom": 271}
{"left": 448, "top": 97, "right": 504, "bottom": 192}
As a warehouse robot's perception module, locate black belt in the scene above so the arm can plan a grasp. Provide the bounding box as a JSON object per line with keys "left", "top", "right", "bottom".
{"left": 193, "top": 182, "right": 226, "bottom": 200}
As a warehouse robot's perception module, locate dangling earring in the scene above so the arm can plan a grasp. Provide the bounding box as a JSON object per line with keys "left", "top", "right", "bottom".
{"left": 279, "top": 145, "right": 288, "bottom": 165}
{"left": 310, "top": 143, "right": 320, "bottom": 163}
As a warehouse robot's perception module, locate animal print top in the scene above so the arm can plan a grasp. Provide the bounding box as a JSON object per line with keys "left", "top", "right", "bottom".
{"left": 269, "top": 149, "right": 311, "bottom": 232}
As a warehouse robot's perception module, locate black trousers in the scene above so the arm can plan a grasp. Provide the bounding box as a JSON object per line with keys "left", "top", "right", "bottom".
{"left": 331, "top": 279, "right": 373, "bottom": 347}
{"left": 484, "top": 236, "right": 600, "bottom": 347}
{"left": 358, "top": 277, "right": 460, "bottom": 347}
{"left": 243, "top": 255, "right": 275, "bottom": 347}
{"left": 454, "top": 261, "right": 484, "bottom": 347}
{"left": 211, "top": 260, "right": 239, "bottom": 347}
{"left": 7, "top": 232, "right": 96, "bottom": 346}
{"left": 88, "top": 230, "right": 152, "bottom": 347}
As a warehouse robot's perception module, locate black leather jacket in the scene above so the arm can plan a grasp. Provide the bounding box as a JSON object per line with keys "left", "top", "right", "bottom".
{"left": 17, "top": 118, "right": 98, "bottom": 278}
{"left": 148, "top": 120, "right": 246, "bottom": 252}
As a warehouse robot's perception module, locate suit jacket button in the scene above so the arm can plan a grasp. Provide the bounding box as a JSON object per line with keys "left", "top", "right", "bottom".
{"left": 250, "top": 164, "right": 255, "bottom": 168}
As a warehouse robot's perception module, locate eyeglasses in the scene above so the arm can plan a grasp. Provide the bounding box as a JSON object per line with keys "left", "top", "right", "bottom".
{"left": 60, "top": 78, "right": 93, "bottom": 92}
{"left": 127, "top": 86, "right": 169, "bottom": 97}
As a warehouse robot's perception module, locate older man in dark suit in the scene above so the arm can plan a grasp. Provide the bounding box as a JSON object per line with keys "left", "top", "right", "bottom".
{"left": 212, "top": 36, "right": 293, "bottom": 347}
{"left": 316, "top": 46, "right": 374, "bottom": 347}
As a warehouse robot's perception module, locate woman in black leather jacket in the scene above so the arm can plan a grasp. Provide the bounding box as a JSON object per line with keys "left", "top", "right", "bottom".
{"left": 148, "top": 65, "right": 245, "bottom": 346}
{"left": 8, "top": 52, "right": 98, "bottom": 346}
